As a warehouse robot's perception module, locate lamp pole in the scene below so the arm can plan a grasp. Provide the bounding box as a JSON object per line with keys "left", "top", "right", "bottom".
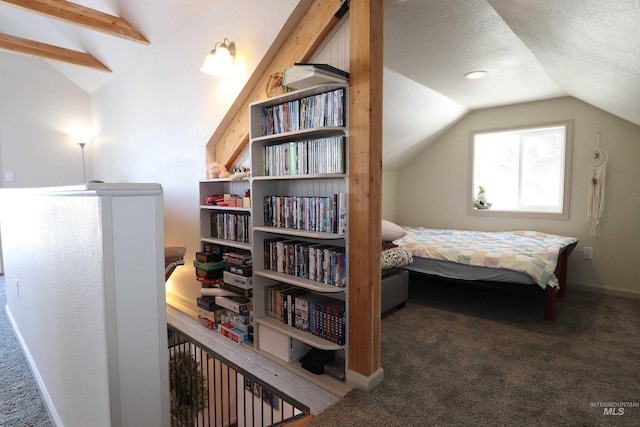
{"left": 79, "top": 142, "right": 87, "bottom": 183}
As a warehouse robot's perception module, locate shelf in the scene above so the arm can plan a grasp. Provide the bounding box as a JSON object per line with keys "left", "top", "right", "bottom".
{"left": 255, "top": 316, "right": 344, "bottom": 351}
{"left": 251, "top": 127, "right": 347, "bottom": 144}
{"left": 252, "top": 173, "right": 346, "bottom": 181}
{"left": 200, "top": 205, "right": 251, "bottom": 212}
{"left": 200, "top": 237, "right": 251, "bottom": 251}
{"left": 254, "top": 269, "right": 345, "bottom": 294}
{"left": 253, "top": 226, "right": 345, "bottom": 240}
{"left": 250, "top": 83, "right": 348, "bottom": 107}
{"left": 253, "top": 347, "right": 352, "bottom": 397}
{"left": 199, "top": 178, "right": 250, "bottom": 183}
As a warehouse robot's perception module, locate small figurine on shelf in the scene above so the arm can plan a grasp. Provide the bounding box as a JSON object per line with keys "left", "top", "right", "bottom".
{"left": 474, "top": 186, "right": 492, "bottom": 209}
{"left": 207, "top": 162, "right": 229, "bottom": 179}
{"left": 229, "top": 166, "right": 251, "bottom": 180}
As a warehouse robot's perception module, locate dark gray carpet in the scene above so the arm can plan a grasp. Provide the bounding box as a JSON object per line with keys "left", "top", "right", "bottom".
{"left": 307, "top": 275, "right": 640, "bottom": 427}
{"left": 0, "top": 276, "right": 52, "bottom": 427}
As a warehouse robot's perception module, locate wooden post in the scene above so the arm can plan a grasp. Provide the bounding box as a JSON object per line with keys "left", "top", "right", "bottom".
{"left": 347, "top": 0, "right": 384, "bottom": 389}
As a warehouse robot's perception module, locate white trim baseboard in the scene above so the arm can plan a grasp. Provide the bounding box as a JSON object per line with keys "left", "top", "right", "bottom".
{"left": 568, "top": 281, "right": 640, "bottom": 300}
{"left": 346, "top": 367, "right": 385, "bottom": 391}
{"left": 5, "top": 304, "right": 62, "bottom": 427}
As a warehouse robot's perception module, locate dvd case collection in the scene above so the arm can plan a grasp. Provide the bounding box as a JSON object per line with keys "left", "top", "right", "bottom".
{"left": 263, "top": 193, "right": 346, "bottom": 234}
{"left": 262, "top": 136, "right": 345, "bottom": 176}
{"left": 210, "top": 212, "right": 250, "bottom": 243}
{"left": 265, "top": 284, "right": 346, "bottom": 346}
{"left": 263, "top": 238, "right": 346, "bottom": 288}
{"left": 261, "top": 88, "right": 345, "bottom": 136}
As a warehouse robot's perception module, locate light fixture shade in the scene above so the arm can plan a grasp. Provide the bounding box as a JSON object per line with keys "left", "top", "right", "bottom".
{"left": 201, "top": 39, "right": 235, "bottom": 76}
{"left": 71, "top": 129, "right": 93, "bottom": 147}
{"left": 463, "top": 70, "right": 489, "bottom": 80}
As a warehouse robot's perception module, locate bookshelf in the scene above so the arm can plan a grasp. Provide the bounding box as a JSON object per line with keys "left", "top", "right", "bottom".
{"left": 249, "top": 83, "right": 349, "bottom": 392}
{"left": 199, "top": 178, "right": 252, "bottom": 252}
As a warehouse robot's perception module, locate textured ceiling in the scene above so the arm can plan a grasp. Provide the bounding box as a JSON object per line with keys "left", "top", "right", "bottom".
{"left": 382, "top": 0, "right": 640, "bottom": 169}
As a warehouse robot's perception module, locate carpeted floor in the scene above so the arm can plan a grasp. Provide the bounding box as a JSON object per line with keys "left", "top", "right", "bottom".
{"left": 0, "top": 275, "right": 52, "bottom": 427}
{"left": 2, "top": 273, "right": 639, "bottom": 427}
{"left": 306, "top": 274, "right": 640, "bottom": 427}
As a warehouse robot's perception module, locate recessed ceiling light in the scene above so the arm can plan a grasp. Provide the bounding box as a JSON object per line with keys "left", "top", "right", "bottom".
{"left": 464, "top": 70, "right": 489, "bottom": 80}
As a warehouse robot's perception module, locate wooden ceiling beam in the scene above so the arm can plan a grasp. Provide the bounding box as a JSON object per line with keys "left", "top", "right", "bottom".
{"left": 0, "top": 32, "right": 111, "bottom": 72}
{"left": 0, "top": 0, "right": 148, "bottom": 44}
{"left": 206, "top": 0, "right": 345, "bottom": 168}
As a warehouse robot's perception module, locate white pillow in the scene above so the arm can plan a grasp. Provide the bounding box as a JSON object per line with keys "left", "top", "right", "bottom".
{"left": 381, "top": 220, "right": 407, "bottom": 241}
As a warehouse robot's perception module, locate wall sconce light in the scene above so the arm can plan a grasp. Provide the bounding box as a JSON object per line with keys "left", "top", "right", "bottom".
{"left": 71, "top": 130, "right": 92, "bottom": 183}
{"left": 201, "top": 38, "right": 236, "bottom": 76}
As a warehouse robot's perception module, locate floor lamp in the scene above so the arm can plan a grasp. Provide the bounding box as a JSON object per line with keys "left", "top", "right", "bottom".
{"left": 79, "top": 142, "right": 87, "bottom": 183}
{"left": 71, "top": 131, "right": 92, "bottom": 183}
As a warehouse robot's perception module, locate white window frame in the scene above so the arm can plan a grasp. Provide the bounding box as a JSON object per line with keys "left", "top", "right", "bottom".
{"left": 468, "top": 120, "right": 573, "bottom": 219}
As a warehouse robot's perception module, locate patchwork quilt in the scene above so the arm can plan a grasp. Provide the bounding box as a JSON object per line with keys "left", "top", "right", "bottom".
{"left": 394, "top": 227, "right": 578, "bottom": 289}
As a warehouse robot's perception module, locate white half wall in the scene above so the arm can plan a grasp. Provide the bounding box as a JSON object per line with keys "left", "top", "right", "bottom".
{"left": 395, "top": 96, "right": 640, "bottom": 296}
{"left": 0, "top": 184, "right": 169, "bottom": 427}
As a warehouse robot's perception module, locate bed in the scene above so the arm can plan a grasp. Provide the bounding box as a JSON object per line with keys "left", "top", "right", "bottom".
{"left": 391, "top": 226, "right": 578, "bottom": 321}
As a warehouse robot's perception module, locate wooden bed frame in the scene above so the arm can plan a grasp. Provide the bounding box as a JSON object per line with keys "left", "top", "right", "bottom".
{"left": 404, "top": 244, "right": 573, "bottom": 321}
{"left": 544, "top": 245, "right": 569, "bottom": 321}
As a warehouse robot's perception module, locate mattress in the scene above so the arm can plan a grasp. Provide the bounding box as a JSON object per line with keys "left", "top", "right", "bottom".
{"left": 394, "top": 227, "right": 578, "bottom": 289}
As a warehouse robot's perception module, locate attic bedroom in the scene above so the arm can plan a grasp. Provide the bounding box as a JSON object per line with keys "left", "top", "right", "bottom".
{"left": 0, "top": 0, "right": 639, "bottom": 426}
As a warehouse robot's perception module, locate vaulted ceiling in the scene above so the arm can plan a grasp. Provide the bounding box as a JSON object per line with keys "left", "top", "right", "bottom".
{"left": 382, "top": 0, "right": 640, "bottom": 168}
{"left": 1, "top": 0, "right": 638, "bottom": 170}
{"left": 0, "top": 0, "right": 210, "bottom": 93}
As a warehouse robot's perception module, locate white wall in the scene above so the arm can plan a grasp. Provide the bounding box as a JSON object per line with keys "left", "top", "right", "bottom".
{"left": 382, "top": 171, "right": 398, "bottom": 222}
{"left": 90, "top": 0, "right": 302, "bottom": 305}
{"left": 0, "top": 185, "right": 169, "bottom": 427}
{"left": 395, "top": 96, "right": 640, "bottom": 296}
{"left": 0, "top": 52, "right": 92, "bottom": 188}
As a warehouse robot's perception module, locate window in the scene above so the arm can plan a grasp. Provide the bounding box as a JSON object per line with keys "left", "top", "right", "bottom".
{"left": 471, "top": 121, "right": 572, "bottom": 218}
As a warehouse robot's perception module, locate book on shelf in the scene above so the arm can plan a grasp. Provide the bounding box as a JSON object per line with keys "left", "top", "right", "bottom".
{"left": 283, "top": 63, "right": 349, "bottom": 90}
{"left": 210, "top": 212, "right": 251, "bottom": 243}
{"left": 262, "top": 238, "right": 346, "bottom": 287}
{"left": 224, "top": 250, "right": 252, "bottom": 267}
{"left": 261, "top": 88, "right": 345, "bottom": 136}
{"left": 220, "top": 281, "right": 253, "bottom": 297}
{"left": 218, "top": 322, "right": 249, "bottom": 344}
{"left": 225, "top": 263, "right": 252, "bottom": 277}
{"left": 263, "top": 283, "right": 345, "bottom": 345}
{"left": 262, "top": 136, "right": 345, "bottom": 177}
{"left": 310, "top": 297, "right": 346, "bottom": 345}
{"left": 215, "top": 295, "right": 251, "bottom": 314}
{"left": 197, "top": 296, "right": 217, "bottom": 311}
{"left": 193, "top": 259, "right": 225, "bottom": 271}
{"left": 198, "top": 307, "right": 225, "bottom": 323}
{"left": 197, "top": 276, "right": 223, "bottom": 287}
{"left": 223, "top": 270, "right": 253, "bottom": 289}
{"left": 263, "top": 193, "right": 346, "bottom": 234}
{"left": 294, "top": 63, "right": 349, "bottom": 78}
{"left": 200, "top": 287, "right": 241, "bottom": 297}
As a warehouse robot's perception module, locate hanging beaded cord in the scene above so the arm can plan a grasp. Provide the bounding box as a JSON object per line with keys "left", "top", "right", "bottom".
{"left": 586, "top": 131, "right": 608, "bottom": 238}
